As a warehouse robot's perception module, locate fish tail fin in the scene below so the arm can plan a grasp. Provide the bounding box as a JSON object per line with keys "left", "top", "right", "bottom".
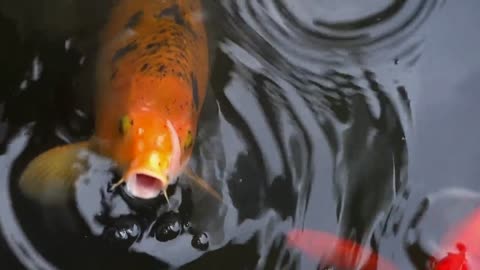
{"left": 184, "top": 166, "right": 222, "bottom": 203}
{"left": 19, "top": 141, "right": 90, "bottom": 206}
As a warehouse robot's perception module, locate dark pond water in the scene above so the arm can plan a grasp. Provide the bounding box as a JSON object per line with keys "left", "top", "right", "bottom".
{"left": 0, "top": 0, "right": 479, "bottom": 269}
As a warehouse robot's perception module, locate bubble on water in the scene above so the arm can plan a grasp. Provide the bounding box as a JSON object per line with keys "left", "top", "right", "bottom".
{"left": 191, "top": 232, "right": 209, "bottom": 251}
{"left": 155, "top": 213, "right": 182, "bottom": 242}
{"left": 102, "top": 216, "right": 141, "bottom": 248}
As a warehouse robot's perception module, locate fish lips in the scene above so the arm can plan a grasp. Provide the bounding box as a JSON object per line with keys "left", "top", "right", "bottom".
{"left": 124, "top": 170, "right": 168, "bottom": 200}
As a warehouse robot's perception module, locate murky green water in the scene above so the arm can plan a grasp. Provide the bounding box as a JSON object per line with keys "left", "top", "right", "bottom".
{"left": 0, "top": 0, "right": 479, "bottom": 269}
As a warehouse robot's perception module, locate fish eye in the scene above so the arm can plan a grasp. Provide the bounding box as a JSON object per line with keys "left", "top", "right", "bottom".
{"left": 183, "top": 130, "right": 193, "bottom": 150}
{"left": 119, "top": 115, "right": 133, "bottom": 135}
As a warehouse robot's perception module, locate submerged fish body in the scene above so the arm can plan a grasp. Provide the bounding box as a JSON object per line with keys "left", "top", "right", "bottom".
{"left": 287, "top": 208, "right": 480, "bottom": 270}
{"left": 286, "top": 229, "right": 398, "bottom": 270}
{"left": 19, "top": 0, "right": 209, "bottom": 203}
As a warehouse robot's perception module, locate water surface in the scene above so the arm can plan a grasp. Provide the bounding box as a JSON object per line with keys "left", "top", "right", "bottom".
{"left": 0, "top": 0, "right": 479, "bottom": 269}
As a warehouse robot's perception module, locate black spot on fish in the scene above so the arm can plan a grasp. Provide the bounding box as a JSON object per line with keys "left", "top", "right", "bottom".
{"left": 175, "top": 17, "right": 185, "bottom": 26}
{"left": 111, "top": 68, "right": 118, "bottom": 80}
{"left": 146, "top": 41, "right": 166, "bottom": 50}
{"left": 154, "top": 4, "right": 185, "bottom": 26}
{"left": 191, "top": 73, "right": 199, "bottom": 110}
{"left": 158, "top": 64, "right": 166, "bottom": 73}
{"left": 178, "top": 51, "right": 186, "bottom": 60}
{"left": 125, "top": 11, "right": 143, "bottom": 29}
{"left": 112, "top": 42, "right": 138, "bottom": 63}
{"left": 140, "top": 63, "right": 149, "bottom": 72}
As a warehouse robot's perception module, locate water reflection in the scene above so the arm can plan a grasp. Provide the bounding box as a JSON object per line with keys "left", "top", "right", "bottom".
{"left": 215, "top": 1, "right": 433, "bottom": 268}
{"left": 0, "top": 0, "right": 446, "bottom": 269}
{"left": 221, "top": 0, "right": 440, "bottom": 68}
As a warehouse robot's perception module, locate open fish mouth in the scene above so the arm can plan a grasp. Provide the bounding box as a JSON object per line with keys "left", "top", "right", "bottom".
{"left": 125, "top": 171, "right": 166, "bottom": 200}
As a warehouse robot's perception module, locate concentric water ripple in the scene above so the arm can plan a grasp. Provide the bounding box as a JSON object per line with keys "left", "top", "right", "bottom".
{"left": 220, "top": 0, "right": 441, "bottom": 68}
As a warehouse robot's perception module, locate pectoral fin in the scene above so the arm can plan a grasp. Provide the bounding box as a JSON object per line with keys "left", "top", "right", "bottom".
{"left": 19, "top": 141, "right": 90, "bottom": 206}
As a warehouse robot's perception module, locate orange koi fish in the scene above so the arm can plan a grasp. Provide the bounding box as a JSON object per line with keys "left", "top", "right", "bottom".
{"left": 19, "top": 0, "right": 210, "bottom": 203}
{"left": 287, "top": 229, "right": 398, "bottom": 270}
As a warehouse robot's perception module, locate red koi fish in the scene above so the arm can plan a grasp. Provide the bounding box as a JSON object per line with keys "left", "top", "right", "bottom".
{"left": 288, "top": 208, "right": 480, "bottom": 270}
{"left": 287, "top": 229, "right": 398, "bottom": 270}
{"left": 429, "top": 207, "right": 480, "bottom": 270}
{"left": 429, "top": 243, "right": 468, "bottom": 270}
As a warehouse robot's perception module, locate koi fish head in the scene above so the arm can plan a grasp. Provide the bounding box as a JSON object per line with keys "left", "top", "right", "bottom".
{"left": 108, "top": 110, "right": 188, "bottom": 200}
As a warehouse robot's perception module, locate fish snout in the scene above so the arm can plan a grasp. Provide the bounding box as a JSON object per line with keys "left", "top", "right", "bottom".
{"left": 124, "top": 171, "right": 168, "bottom": 200}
